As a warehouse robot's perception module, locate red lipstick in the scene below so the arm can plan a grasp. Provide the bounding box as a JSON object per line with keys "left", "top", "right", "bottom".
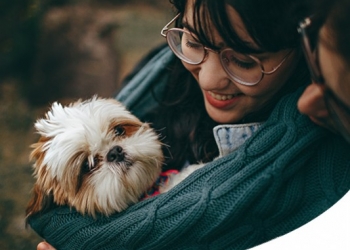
{"left": 205, "top": 91, "right": 242, "bottom": 109}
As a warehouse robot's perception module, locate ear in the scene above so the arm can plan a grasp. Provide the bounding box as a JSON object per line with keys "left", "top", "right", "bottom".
{"left": 25, "top": 183, "right": 54, "bottom": 226}
{"left": 26, "top": 137, "right": 55, "bottom": 226}
{"left": 34, "top": 117, "right": 55, "bottom": 137}
{"left": 34, "top": 102, "right": 65, "bottom": 137}
{"left": 30, "top": 136, "right": 50, "bottom": 161}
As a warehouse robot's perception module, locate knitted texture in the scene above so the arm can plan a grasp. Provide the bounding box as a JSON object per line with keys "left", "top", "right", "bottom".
{"left": 28, "top": 89, "right": 350, "bottom": 250}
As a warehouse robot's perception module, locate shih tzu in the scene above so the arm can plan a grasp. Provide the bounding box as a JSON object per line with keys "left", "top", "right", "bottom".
{"left": 26, "top": 97, "right": 164, "bottom": 219}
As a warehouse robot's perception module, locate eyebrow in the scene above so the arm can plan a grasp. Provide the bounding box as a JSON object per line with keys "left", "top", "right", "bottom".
{"left": 181, "top": 21, "right": 198, "bottom": 36}
{"left": 182, "top": 20, "right": 264, "bottom": 54}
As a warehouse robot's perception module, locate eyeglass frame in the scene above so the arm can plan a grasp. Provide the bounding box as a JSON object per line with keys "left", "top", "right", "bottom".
{"left": 298, "top": 16, "right": 350, "bottom": 141}
{"left": 297, "top": 17, "right": 324, "bottom": 83}
{"left": 161, "top": 13, "right": 293, "bottom": 86}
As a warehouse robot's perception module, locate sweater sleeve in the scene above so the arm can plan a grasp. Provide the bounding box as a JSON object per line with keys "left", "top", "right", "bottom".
{"left": 28, "top": 89, "right": 350, "bottom": 250}
{"left": 115, "top": 46, "right": 174, "bottom": 119}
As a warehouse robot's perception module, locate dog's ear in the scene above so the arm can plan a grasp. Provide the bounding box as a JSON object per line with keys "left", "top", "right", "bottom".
{"left": 34, "top": 102, "right": 66, "bottom": 137}
{"left": 30, "top": 136, "right": 50, "bottom": 160}
{"left": 26, "top": 137, "right": 56, "bottom": 225}
{"left": 34, "top": 117, "right": 58, "bottom": 137}
{"left": 25, "top": 183, "right": 55, "bottom": 226}
{"left": 34, "top": 118, "right": 49, "bottom": 136}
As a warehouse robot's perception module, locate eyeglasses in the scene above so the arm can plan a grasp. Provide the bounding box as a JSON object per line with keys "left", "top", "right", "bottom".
{"left": 161, "top": 14, "right": 292, "bottom": 86}
{"left": 298, "top": 16, "right": 350, "bottom": 142}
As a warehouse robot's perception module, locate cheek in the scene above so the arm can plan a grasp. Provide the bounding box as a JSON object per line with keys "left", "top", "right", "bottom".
{"left": 182, "top": 62, "right": 199, "bottom": 80}
{"left": 247, "top": 72, "right": 287, "bottom": 100}
{"left": 248, "top": 51, "right": 300, "bottom": 95}
{"left": 254, "top": 76, "right": 281, "bottom": 96}
{"left": 255, "top": 54, "right": 299, "bottom": 97}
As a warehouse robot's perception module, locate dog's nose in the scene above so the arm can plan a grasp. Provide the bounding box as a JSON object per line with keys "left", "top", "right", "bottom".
{"left": 107, "top": 146, "right": 125, "bottom": 162}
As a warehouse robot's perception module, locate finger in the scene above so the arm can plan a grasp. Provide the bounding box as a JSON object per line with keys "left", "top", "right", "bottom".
{"left": 37, "top": 242, "right": 56, "bottom": 250}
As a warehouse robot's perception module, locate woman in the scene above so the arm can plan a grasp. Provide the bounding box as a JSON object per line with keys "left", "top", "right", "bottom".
{"left": 118, "top": 0, "right": 310, "bottom": 172}
{"left": 33, "top": 0, "right": 350, "bottom": 249}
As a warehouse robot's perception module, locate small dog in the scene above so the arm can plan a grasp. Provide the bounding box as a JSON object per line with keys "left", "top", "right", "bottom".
{"left": 26, "top": 97, "right": 164, "bottom": 218}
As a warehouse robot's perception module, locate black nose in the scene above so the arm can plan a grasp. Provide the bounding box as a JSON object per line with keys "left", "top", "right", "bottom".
{"left": 107, "top": 146, "right": 125, "bottom": 162}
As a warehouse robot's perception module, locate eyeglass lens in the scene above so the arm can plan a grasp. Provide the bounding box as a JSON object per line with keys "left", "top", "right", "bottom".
{"left": 299, "top": 18, "right": 324, "bottom": 83}
{"left": 167, "top": 30, "right": 205, "bottom": 64}
{"left": 166, "top": 29, "right": 263, "bottom": 85}
{"left": 324, "top": 89, "right": 350, "bottom": 142}
{"left": 220, "top": 49, "right": 261, "bottom": 85}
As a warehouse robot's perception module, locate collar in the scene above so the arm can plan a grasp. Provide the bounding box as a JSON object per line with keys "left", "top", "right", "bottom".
{"left": 213, "top": 123, "right": 263, "bottom": 157}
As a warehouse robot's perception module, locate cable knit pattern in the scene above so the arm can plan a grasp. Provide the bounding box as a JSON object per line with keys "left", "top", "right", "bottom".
{"left": 28, "top": 88, "right": 350, "bottom": 250}
{"left": 116, "top": 46, "right": 173, "bottom": 118}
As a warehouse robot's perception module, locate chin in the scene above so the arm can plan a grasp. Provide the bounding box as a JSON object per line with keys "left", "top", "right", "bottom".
{"left": 205, "top": 105, "right": 243, "bottom": 124}
{"left": 26, "top": 97, "right": 163, "bottom": 219}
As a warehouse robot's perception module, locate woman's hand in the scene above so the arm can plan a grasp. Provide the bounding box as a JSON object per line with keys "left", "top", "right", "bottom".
{"left": 37, "top": 242, "right": 56, "bottom": 250}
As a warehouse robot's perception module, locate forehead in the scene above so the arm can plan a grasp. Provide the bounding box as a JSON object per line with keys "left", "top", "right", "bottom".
{"left": 183, "top": 1, "right": 258, "bottom": 50}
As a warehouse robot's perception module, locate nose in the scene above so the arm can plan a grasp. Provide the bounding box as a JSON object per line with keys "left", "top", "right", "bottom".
{"left": 197, "top": 52, "right": 231, "bottom": 90}
{"left": 107, "top": 146, "right": 125, "bottom": 162}
{"left": 298, "top": 83, "right": 328, "bottom": 118}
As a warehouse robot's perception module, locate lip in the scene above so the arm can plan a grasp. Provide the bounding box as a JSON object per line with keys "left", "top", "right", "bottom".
{"left": 205, "top": 91, "right": 243, "bottom": 109}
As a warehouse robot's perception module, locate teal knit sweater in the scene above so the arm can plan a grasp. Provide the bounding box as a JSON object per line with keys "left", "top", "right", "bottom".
{"left": 28, "top": 47, "right": 350, "bottom": 250}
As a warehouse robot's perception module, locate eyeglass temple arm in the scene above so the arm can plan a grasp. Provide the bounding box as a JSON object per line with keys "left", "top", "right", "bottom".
{"left": 262, "top": 49, "right": 294, "bottom": 75}
{"left": 161, "top": 13, "right": 181, "bottom": 37}
{"left": 297, "top": 16, "right": 324, "bottom": 83}
{"left": 298, "top": 17, "right": 312, "bottom": 32}
{"left": 264, "top": 17, "right": 313, "bottom": 75}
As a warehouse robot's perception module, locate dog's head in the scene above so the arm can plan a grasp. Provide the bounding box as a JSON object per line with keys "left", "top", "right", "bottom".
{"left": 26, "top": 97, "right": 163, "bottom": 218}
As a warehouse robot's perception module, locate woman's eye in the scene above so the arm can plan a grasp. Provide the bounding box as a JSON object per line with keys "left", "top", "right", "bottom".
{"left": 229, "top": 55, "right": 256, "bottom": 69}
{"left": 114, "top": 125, "right": 125, "bottom": 136}
{"left": 185, "top": 40, "right": 203, "bottom": 50}
{"left": 182, "top": 32, "right": 203, "bottom": 50}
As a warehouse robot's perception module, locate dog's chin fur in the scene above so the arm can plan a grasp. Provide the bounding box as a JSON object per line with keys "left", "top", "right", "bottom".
{"left": 26, "top": 97, "right": 163, "bottom": 219}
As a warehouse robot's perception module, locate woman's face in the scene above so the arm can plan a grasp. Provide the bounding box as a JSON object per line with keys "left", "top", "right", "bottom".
{"left": 298, "top": 25, "right": 350, "bottom": 140}
{"left": 182, "top": 4, "right": 299, "bottom": 124}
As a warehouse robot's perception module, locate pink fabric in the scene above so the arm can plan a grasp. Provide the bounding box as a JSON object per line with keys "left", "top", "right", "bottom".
{"left": 141, "top": 169, "right": 179, "bottom": 199}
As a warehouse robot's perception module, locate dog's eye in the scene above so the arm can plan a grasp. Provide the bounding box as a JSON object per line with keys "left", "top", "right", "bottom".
{"left": 81, "top": 159, "right": 91, "bottom": 173}
{"left": 114, "top": 125, "right": 125, "bottom": 136}
{"left": 81, "top": 157, "right": 98, "bottom": 173}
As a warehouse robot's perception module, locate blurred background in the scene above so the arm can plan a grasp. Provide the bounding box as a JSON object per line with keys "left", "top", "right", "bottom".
{"left": 0, "top": 0, "right": 172, "bottom": 249}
